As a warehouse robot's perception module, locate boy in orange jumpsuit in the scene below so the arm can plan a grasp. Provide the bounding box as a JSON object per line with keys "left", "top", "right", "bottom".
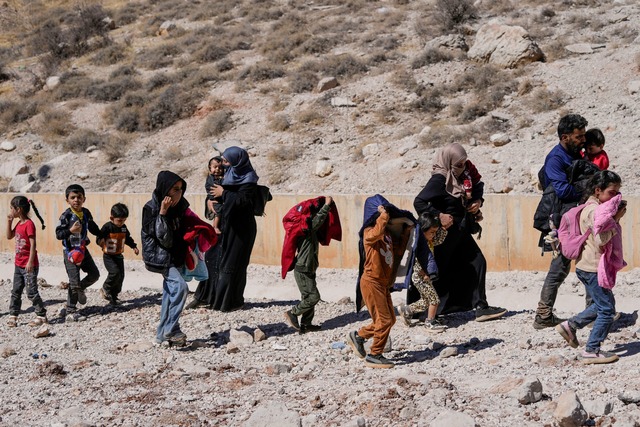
{"left": 347, "top": 204, "right": 412, "bottom": 368}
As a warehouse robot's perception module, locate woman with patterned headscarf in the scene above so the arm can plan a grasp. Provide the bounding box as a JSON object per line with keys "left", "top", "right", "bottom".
{"left": 208, "top": 146, "right": 259, "bottom": 312}
{"left": 413, "top": 143, "right": 507, "bottom": 322}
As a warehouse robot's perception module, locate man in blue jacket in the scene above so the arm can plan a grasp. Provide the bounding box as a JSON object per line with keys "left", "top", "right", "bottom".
{"left": 533, "top": 114, "right": 588, "bottom": 330}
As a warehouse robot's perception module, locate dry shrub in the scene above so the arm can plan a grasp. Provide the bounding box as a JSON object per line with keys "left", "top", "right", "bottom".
{"left": 164, "top": 145, "right": 183, "bottom": 161}
{"left": 525, "top": 88, "right": 566, "bottom": 113}
{"left": 52, "top": 72, "right": 92, "bottom": 101}
{"left": 419, "top": 123, "right": 475, "bottom": 147}
{"left": 110, "top": 107, "right": 141, "bottom": 133}
{"left": 299, "top": 54, "right": 368, "bottom": 79}
{"left": 0, "top": 99, "right": 39, "bottom": 125}
{"left": 267, "top": 145, "right": 302, "bottom": 162}
{"left": 259, "top": 13, "right": 307, "bottom": 63}
{"left": 143, "top": 85, "right": 204, "bottom": 130}
{"left": 610, "top": 25, "right": 639, "bottom": 44}
{"left": 435, "top": 0, "right": 477, "bottom": 31}
{"left": 411, "top": 88, "right": 444, "bottom": 114}
{"left": 145, "top": 73, "right": 176, "bottom": 91}
{"left": 542, "top": 36, "right": 570, "bottom": 62}
{"left": 269, "top": 114, "right": 291, "bottom": 131}
{"left": 91, "top": 42, "right": 129, "bottom": 66}
{"left": 297, "top": 108, "right": 324, "bottom": 126}
{"left": 40, "top": 109, "right": 76, "bottom": 143}
{"left": 288, "top": 71, "right": 319, "bottom": 93}
{"left": 238, "top": 62, "right": 285, "bottom": 81}
{"left": 135, "top": 43, "right": 181, "bottom": 70}
{"left": 62, "top": 129, "right": 106, "bottom": 153}
{"left": 86, "top": 75, "right": 141, "bottom": 102}
{"left": 411, "top": 48, "right": 454, "bottom": 69}
{"left": 201, "top": 110, "right": 233, "bottom": 137}
{"left": 113, "top": 2, "right": 145, "bottom": 25}
{"left": 391, "top": 68, "right": 422, "bottom": 94}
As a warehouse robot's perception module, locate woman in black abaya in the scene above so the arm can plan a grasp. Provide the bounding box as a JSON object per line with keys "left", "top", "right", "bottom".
{"left": 209, "top": 146, "right": 258, "bottom": 312}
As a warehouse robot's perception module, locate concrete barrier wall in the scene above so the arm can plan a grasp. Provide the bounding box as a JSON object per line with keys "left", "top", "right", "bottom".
{"left": 0, "top": 193, "right": 636, "bottom": 271}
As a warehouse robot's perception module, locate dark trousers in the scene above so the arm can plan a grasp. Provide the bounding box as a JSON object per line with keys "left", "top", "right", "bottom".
{"left": 291, "top": 268, "right": 321, "bottom": 326}
{"left": 9, "top": 266, "right": 46, "bottom": 317}
{"left": 63, "top": 249, "right": 100, "bottom": 311}
{"left": 536, "top": 253, "right": 572, "bottom": 319}
{"left": 103, "top": 254, "right": 125, "bottom": 298}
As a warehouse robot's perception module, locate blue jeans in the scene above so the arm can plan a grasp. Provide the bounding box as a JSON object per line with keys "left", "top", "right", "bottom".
{"left": 156, "top": 267, "right": 188, "bottom": 341}
{"left": 569, "top": 269, "right": 616, "bottom": 352}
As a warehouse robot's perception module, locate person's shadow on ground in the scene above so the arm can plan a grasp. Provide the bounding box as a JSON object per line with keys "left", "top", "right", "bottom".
{"left": 394, "top": 337, "right": 504, "bottom": 365}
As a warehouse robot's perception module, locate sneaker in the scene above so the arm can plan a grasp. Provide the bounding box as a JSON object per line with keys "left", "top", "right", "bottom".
{"left": 346, "top": 331, "right": 367, "bottom": 359}
{"left": 100, "top": 287, "right": 110, "bottom": 302}
{"left": 397, "top": 304, "right": 413, "bottom": 326}
{"left": 365, "top": 353, "right": 394, "bottom": 369}
{"left": 7, "top": 315, "right": 17, "bottom": 328}
{"left": 28, "top": 316, "right": 48, "bottom": 327}
{"left": 66, "top": 312, "right": 87, "bottom": 322}
{"left": 586, "top": 312, "right": 621, "bottom": 329}
{"left": 556, "top": 321, "right": 580, "bottom": 348}
{"left": 299, "top": 324, "right": 322, "bottom": 334}
{"left": 76, "top": 289, "right": 87, "bottom": 305}
{"left": 165, "top": 331, "right": 187, "bottom": 347}
{"left": 475, "top": 306, "right": 507, "bottom": 322}
{"left": 579, "top": 350, "right": 619, "bottom": 365}
{"left": 533, "top": 314, "right": 565, "bottom": 330}
{"left": 284, "top": 310, "right": 300, "bottom": 331}
{"left": 424, "top": 318, "right": 447, "bottom": 333}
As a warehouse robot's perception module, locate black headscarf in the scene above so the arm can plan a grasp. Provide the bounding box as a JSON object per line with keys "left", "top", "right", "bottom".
{"left": 153, "top": 170, "right": 189, "bottom": 216}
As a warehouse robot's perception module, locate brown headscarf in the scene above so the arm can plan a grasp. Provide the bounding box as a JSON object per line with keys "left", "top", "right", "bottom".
{"left": 432, "top": 143, "right": 467, "bottom": 198}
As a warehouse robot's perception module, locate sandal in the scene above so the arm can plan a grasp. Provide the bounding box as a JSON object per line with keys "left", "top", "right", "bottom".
{"left": 7, "top": 315, "right": 17, "bottom": 328}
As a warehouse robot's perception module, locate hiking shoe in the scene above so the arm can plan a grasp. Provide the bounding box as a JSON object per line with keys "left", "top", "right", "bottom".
{"left": 28, "top": 316, "right": 48, "bottom": 327}
{"left": 365, "top": 353, "right": 394, "bottom": 369}
{"left": 425, "top": 318, "right": 447, "bottom": 333}
{"left": 475, "top": 306, "right": 507, "bottom": 322}
{"left": 76, "top": 289, "right": 87, "bottom": 305}
{"left": 100, "top": 287, "right": 111, "bottom": 302}
{"left": 66, "top": 312, "right": 87, "bottom": 322}
{"left": 397, "top": 304, "right": 414, "bottom": 326}
{"left": 7, "top": 315, "right": 17, "bottom": 328}
{"left": 346, "top": 331, "right": 367, "bottom": 359}
{"left": 284, "top": 310, "right": 300, "bottom": 331}
{"left": 556, "top": 321, "right": 580, "bottom": 348}
{"left": 533, "top": 314, "right": 565, "bottom": 330}
{"left": 300, "top": 324, "right": 322, "bottom": 334}
{"left": 586, "top": 312, "right": 621, "bottom": 329}
{"left": 579, "top": 350, "right": 619, "bottom": 365}
{"left": 109, "top": 297, "right": 122, "bottom": 306}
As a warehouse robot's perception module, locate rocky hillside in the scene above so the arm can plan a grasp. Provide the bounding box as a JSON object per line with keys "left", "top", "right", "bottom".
{"left": 0, "top": 0, "right": 639, "bottom": 196}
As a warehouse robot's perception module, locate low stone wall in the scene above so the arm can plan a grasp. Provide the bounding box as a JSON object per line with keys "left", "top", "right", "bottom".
{"left": 0, "top": 193, "right": 636, "bottom": 271}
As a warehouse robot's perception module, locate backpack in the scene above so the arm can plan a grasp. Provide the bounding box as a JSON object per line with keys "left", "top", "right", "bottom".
{"left": 253, "top": 185, "right": 273, "bottom": 216}
{"left": 557, "top": 203, "right": 592, "bottom": 260}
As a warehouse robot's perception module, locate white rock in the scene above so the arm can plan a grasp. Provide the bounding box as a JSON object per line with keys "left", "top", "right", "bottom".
{"left": 468, "top": 23, "right": 544, "bottom": 68}
{"left": 243, "top": 402, "right": 300, "bottom": 427}
{"left": 490, "top": 133, "right": 511, "bottom": 146}
{"left": 8, "top": 174, "right": 34, "bottom": 192}
{"left": 76, "top": 172, "right": 89, "bottom": 180}
{"left": 330, "top": 97, "right": 356, "bottom": 107}
{"left": 317, "top": 77, "right": 339, "bottom": 93}
{"left": 315, "top": 160, "right": 333, "bottom": 177}
{"left": 45, "top": 76, "right": 60, "bottom": 91}
{"left": 565, "top": 43, "right": 594, "bottom": 54}
{"left": 628, "top": 80, "right": 640, "bottom": 95}
{"left": 431, "top": 410, "right": 475, "bottom": 427}
{"left": 554, "top": 391, "right": 588, "bottom": 427}
{"left": 0, "top": 140, "right": 16, "bottom": 151}
{"left": 229, "top": 329, "right": 254, "bottom": 347}
{"left": 397, "top": 139, "right": 418, "bottom": 156}
{"left": 362, "top": 143, "right": 379, "bottom": 157}
{"left": 511, "top": 377, "right": 543, "bottom": 404}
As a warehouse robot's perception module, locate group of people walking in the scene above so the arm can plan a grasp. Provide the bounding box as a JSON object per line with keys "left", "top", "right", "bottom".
{"left": 6, "top": 114, "right": 627, "bottom": 367}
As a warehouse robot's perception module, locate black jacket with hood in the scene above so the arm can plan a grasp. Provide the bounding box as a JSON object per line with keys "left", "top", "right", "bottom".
{"left": 141, "top": 171, "right": 189, "bottom": 273}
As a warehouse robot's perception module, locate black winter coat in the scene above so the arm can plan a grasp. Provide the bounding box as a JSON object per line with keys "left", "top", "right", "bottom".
{"left": 141, "top": 171, "right": 189, "bottom": 274}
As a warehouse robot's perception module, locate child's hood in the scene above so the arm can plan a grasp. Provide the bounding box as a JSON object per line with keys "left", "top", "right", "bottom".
{"left": 154, "top": 171, "right": 187, "bottom": 200}
{"left": 360, "top": 194, "right": 416, "bottom": 236}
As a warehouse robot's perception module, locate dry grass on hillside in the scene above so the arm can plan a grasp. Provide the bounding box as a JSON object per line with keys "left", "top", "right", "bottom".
{"left": 0, "top": 0, "right": 634, "bottom": 191}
